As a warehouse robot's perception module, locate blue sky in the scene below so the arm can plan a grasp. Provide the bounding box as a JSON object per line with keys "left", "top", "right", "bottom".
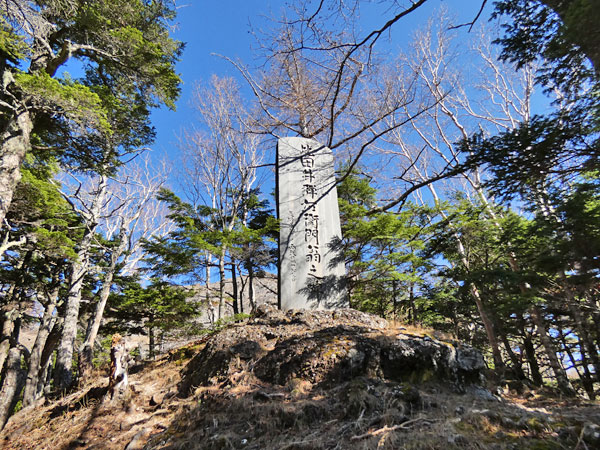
{"left": 149, "top": 1, "right": 495, "bottom": 176}
{"left": 150, "top": 1, "right": 275, "bottom": 160}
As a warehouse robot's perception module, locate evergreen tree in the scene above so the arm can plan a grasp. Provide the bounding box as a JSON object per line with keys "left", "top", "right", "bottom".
{"left": 337, "top": 168, "right": 428, "bottom": 319}
{"left": 0, "top": 0, "right": 182, "bottom": 229}
{"left": 464, "top": 0, "right": 599, "bottom": 200}
{"left": 0, "top": 160, "right": 79, "bottom": 418}
{"left": 143, "top": 188, "right": 276, "bottom": 320}
{"left": 109, "top": 279, "right": 198, "bottom": 359}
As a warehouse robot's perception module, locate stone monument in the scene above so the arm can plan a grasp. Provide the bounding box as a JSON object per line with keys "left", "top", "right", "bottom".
{"left": 277, "top": 137, "right": 347, "bottom": 310}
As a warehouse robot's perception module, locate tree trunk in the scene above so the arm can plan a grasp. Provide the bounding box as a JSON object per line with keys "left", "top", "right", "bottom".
{"left": 408, "top": 280, "right": 416, "bottom": 325}
{"left": 239, "top": 275, "right": 245, "bottom": 314}
{"left": 148, "top": 324, "right": 155, "bottom": 360}
{"left": 436, "top": 199, "right": 504, "bottom": 370}
{"left": 0, "top": 345, "right": 26, "bottom": 430}
{"left": 531, "top": 306, "right": 576, "bottom": 396}
{"left": 392, "top": 279, "right": 398, "bottom": 322}
{"left": 22, "top": 287, "right": 58, "bottom": 407}
{"left": 36, "top": 320, "right": 61, "bottom": 399}
{"left": 575, "top": 334, "right": 596, "bottom": 400}
{"left": 452, "top": 304, "right": 460, "bottom": 340}
{"left": 0, "top": 299, "right": 24, "bottom": 381}
{"left": 558, "top": 325, "right": 594, "bottom": 399}
{"left": 470, "top": 284, "right": 504, "bottom": 370}
{"left": 205, "top": 252, "right": 214, "bottom": 325}
{"left": 522, "top": 330, "right": 543, "bottom": 386}
{"left": 568, "top": 302, "right": 600, "bottom": 384}
{"left": 248, "top": 262, "right": 255, "bottom": 310}
{"left": 557, "top": 326, "right": 583, "bottom": 384}
{"left": 499, "top": 328, "right": 526, "bottom": 380}
{"left": 231, "top": 262, "right": 239, "bottom": 315}
{"left": 80, "top": 231, "right": 127, "bottom": 381}
{"left": 0, "top": 107, "right": 33, "bottom": 228}
{"left": 54, "top": 254, "right": 88, "bottom": 391}
{"left": 55, "top": 175, "right": 107, "bottom": 392}
{"left": 0, "top": 307, "right": 16, "bottom": 377}
{"left": 584, "top": 296, "right": 600, "bottom": 343}
{"left": 0, "top": 250, "right": 31, "bottom": 374}
{"left": 218, "top": 247, "right": 226, "bottom": 320}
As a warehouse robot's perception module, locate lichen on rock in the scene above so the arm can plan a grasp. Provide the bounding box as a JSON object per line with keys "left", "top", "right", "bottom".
{"left": 178, "top": 306, "right": 485, "bottom": 396}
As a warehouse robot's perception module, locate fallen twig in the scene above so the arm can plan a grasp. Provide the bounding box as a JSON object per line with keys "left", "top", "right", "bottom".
{"left": 254, "top": 390, "right": 286, "bottom": 401}
{"left": 350, "top": 417, "right": 438, "bottom": 441}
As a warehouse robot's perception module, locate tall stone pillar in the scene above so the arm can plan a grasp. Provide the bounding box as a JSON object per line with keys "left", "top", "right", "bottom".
{"left": 277, "top": 137, "right": 347, "bottom": 310}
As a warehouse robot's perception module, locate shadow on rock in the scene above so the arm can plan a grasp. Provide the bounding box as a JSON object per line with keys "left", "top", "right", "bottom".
{"left": 178, "top": 306, "right": 485, "bottom": 397}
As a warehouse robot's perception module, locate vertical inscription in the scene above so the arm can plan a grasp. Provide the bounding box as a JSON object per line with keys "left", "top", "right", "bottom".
{"left": 278, "top": 137, "right": 347, "bottom": 310}
{"left": 287, "top": 210, "right": 298, "bottom": 282}
{"left": 300, "top": 144, "right": 323, "bottom": 277}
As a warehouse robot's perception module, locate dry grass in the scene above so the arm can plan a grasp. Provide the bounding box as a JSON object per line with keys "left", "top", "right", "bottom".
{"left": 1, "top": 329, "right": 598, "bottom": 450}
{"left": 0, "top": 345, "right": 193, "bottom": 450}
{"left": 384, "top": 320, "right": 456, "bottom": 343}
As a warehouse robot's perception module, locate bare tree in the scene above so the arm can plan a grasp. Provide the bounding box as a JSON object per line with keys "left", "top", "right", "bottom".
{"left": 385, "top": 14, "right": 530, "bottom": 368}
{"left": 53, "top": 171, "right": 109, "bottom": 392}
{"left": 226, "top": 0, "right": 437, "bottom": 167}
{"left": 179, "top": 76, "right": 263, "bottom": 320}
{"left": 78, "top": 155, "right": 172, "bottom": 381}
{"left": 369, "top": 12, "right": 578, "bottom": 392}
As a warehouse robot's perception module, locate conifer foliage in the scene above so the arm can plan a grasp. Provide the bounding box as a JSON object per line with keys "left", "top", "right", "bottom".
{"left": 0, "top": 0, "right": 599, "bottom": 431}
{"left": 0, "top": 0, "right": 182, "bottom": 424}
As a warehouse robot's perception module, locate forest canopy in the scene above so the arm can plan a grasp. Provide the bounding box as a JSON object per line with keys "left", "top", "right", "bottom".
{"left": 0, "top": 0, "right": 598, "bottom": 428}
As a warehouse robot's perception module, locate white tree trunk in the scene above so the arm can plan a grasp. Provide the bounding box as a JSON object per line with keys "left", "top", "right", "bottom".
{"left": 80, "top": 228, "right": 128, "bottom": 380}
{"left": 0, "top": 346, "right": 26, "bottom": 430}
{"left": 55, "top": 174, "right": 107, "bottom": 391}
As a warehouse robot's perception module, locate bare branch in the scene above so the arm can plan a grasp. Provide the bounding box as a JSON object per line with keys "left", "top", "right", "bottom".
{"left": 448, "top": 0, "right": 488, "bottom": 32}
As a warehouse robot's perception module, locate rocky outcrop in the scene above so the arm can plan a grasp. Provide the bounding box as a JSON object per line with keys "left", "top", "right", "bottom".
{"left": 2, "top": 307, "right": 598, "bottom": 450}
{"left": 178, "top": 306, "right": 485, "bottom": 396}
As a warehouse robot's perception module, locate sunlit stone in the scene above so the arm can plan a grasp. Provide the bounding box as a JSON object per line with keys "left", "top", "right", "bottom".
{"left": 277, "top": 137, "right": 347, "bottom": 310}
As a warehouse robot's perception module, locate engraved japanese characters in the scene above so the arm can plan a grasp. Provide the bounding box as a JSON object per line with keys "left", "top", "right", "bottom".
{"left": 277, "top": 137, "right": 347, "bottom": 309}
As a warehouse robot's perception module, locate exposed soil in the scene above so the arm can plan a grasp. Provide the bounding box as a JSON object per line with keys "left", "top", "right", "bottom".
{"left": 2, "top": 307, "right": 598, "bottom": 450}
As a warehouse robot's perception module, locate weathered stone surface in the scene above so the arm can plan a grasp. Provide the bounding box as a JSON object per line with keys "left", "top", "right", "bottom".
{"left": 178, "top": 307, "right": 485, "bottom": 396}
{"left": 277, "top": 137, "right": 347, "bottom": 310}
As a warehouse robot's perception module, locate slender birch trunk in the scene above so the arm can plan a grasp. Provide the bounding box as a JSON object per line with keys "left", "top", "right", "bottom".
{"left": 55, "top": 174, "right": 107, "bottom": 392}
{"left": 531, "top": 306, "right": 576, "bottom": 396}
{"left": 79, "top": 228, "right": 128, "bottom": 381}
